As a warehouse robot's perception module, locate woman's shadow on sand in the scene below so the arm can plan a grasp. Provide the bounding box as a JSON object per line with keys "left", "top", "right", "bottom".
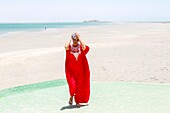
{"left": 60, "top": 104, "right": 88, "bottom": 110}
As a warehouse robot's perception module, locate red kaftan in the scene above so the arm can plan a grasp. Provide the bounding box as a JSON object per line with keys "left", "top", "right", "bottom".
{"left": 65, "top": 45, "right": 90, "bottom": 104}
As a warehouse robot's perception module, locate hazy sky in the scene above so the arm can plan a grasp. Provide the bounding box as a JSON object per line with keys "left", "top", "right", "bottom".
{"left": 0, "top": 0, "right": 170, "bottom": 22}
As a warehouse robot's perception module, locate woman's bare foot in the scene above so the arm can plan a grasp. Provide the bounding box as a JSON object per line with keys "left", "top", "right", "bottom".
{"left": 76, "top": 103, "right": 81, "bottom": 108}
{"left": 68, "top": 96, "right": 73, "bottom": 105}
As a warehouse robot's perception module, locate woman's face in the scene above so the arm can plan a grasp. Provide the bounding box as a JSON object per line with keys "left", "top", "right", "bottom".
{"left": 72, "top": 36, "right": 79, "bottom": 46}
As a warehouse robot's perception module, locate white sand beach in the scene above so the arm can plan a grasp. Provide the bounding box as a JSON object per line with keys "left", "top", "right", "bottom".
{"left": 0, "top": 23, "right": 170, "bottom": 89}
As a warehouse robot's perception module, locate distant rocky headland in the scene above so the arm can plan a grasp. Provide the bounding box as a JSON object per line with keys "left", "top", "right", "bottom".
{"left": 83, "top": 20, "right": 111, "bottom": 23}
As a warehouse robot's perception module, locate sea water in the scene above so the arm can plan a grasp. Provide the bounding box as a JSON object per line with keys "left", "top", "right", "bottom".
{"left": 0, "top": 22, "right": 110, "bottom": 35}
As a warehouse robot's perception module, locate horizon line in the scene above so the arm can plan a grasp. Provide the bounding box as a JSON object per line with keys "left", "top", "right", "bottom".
{"left": 0, "top": 20, "right": 170, "bottom": 24}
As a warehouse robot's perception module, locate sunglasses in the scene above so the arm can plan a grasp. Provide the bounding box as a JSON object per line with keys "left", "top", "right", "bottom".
{"left": 72, "top": 38, "right": 79, "bottom": 41}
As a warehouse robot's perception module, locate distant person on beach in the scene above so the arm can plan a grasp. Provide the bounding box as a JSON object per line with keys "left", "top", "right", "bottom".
{"left": 64, "top": 33, "right": 90, "bottom": 107}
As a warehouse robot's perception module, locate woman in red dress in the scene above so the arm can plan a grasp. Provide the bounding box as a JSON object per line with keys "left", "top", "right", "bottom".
{"left": 64, "top": 33, "right": 90, "bottom": 107}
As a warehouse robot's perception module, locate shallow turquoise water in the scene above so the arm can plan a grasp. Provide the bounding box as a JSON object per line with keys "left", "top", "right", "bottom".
{"left": 0, "top": 22, "right": 110, "bottom": 35}
{"left": 0, "top": 79, "right": 170, "bottom": 113}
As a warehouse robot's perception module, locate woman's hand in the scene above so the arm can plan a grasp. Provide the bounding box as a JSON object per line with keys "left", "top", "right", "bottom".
{"left": 75, "top": 33, "right": 80, "bottom": 41}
